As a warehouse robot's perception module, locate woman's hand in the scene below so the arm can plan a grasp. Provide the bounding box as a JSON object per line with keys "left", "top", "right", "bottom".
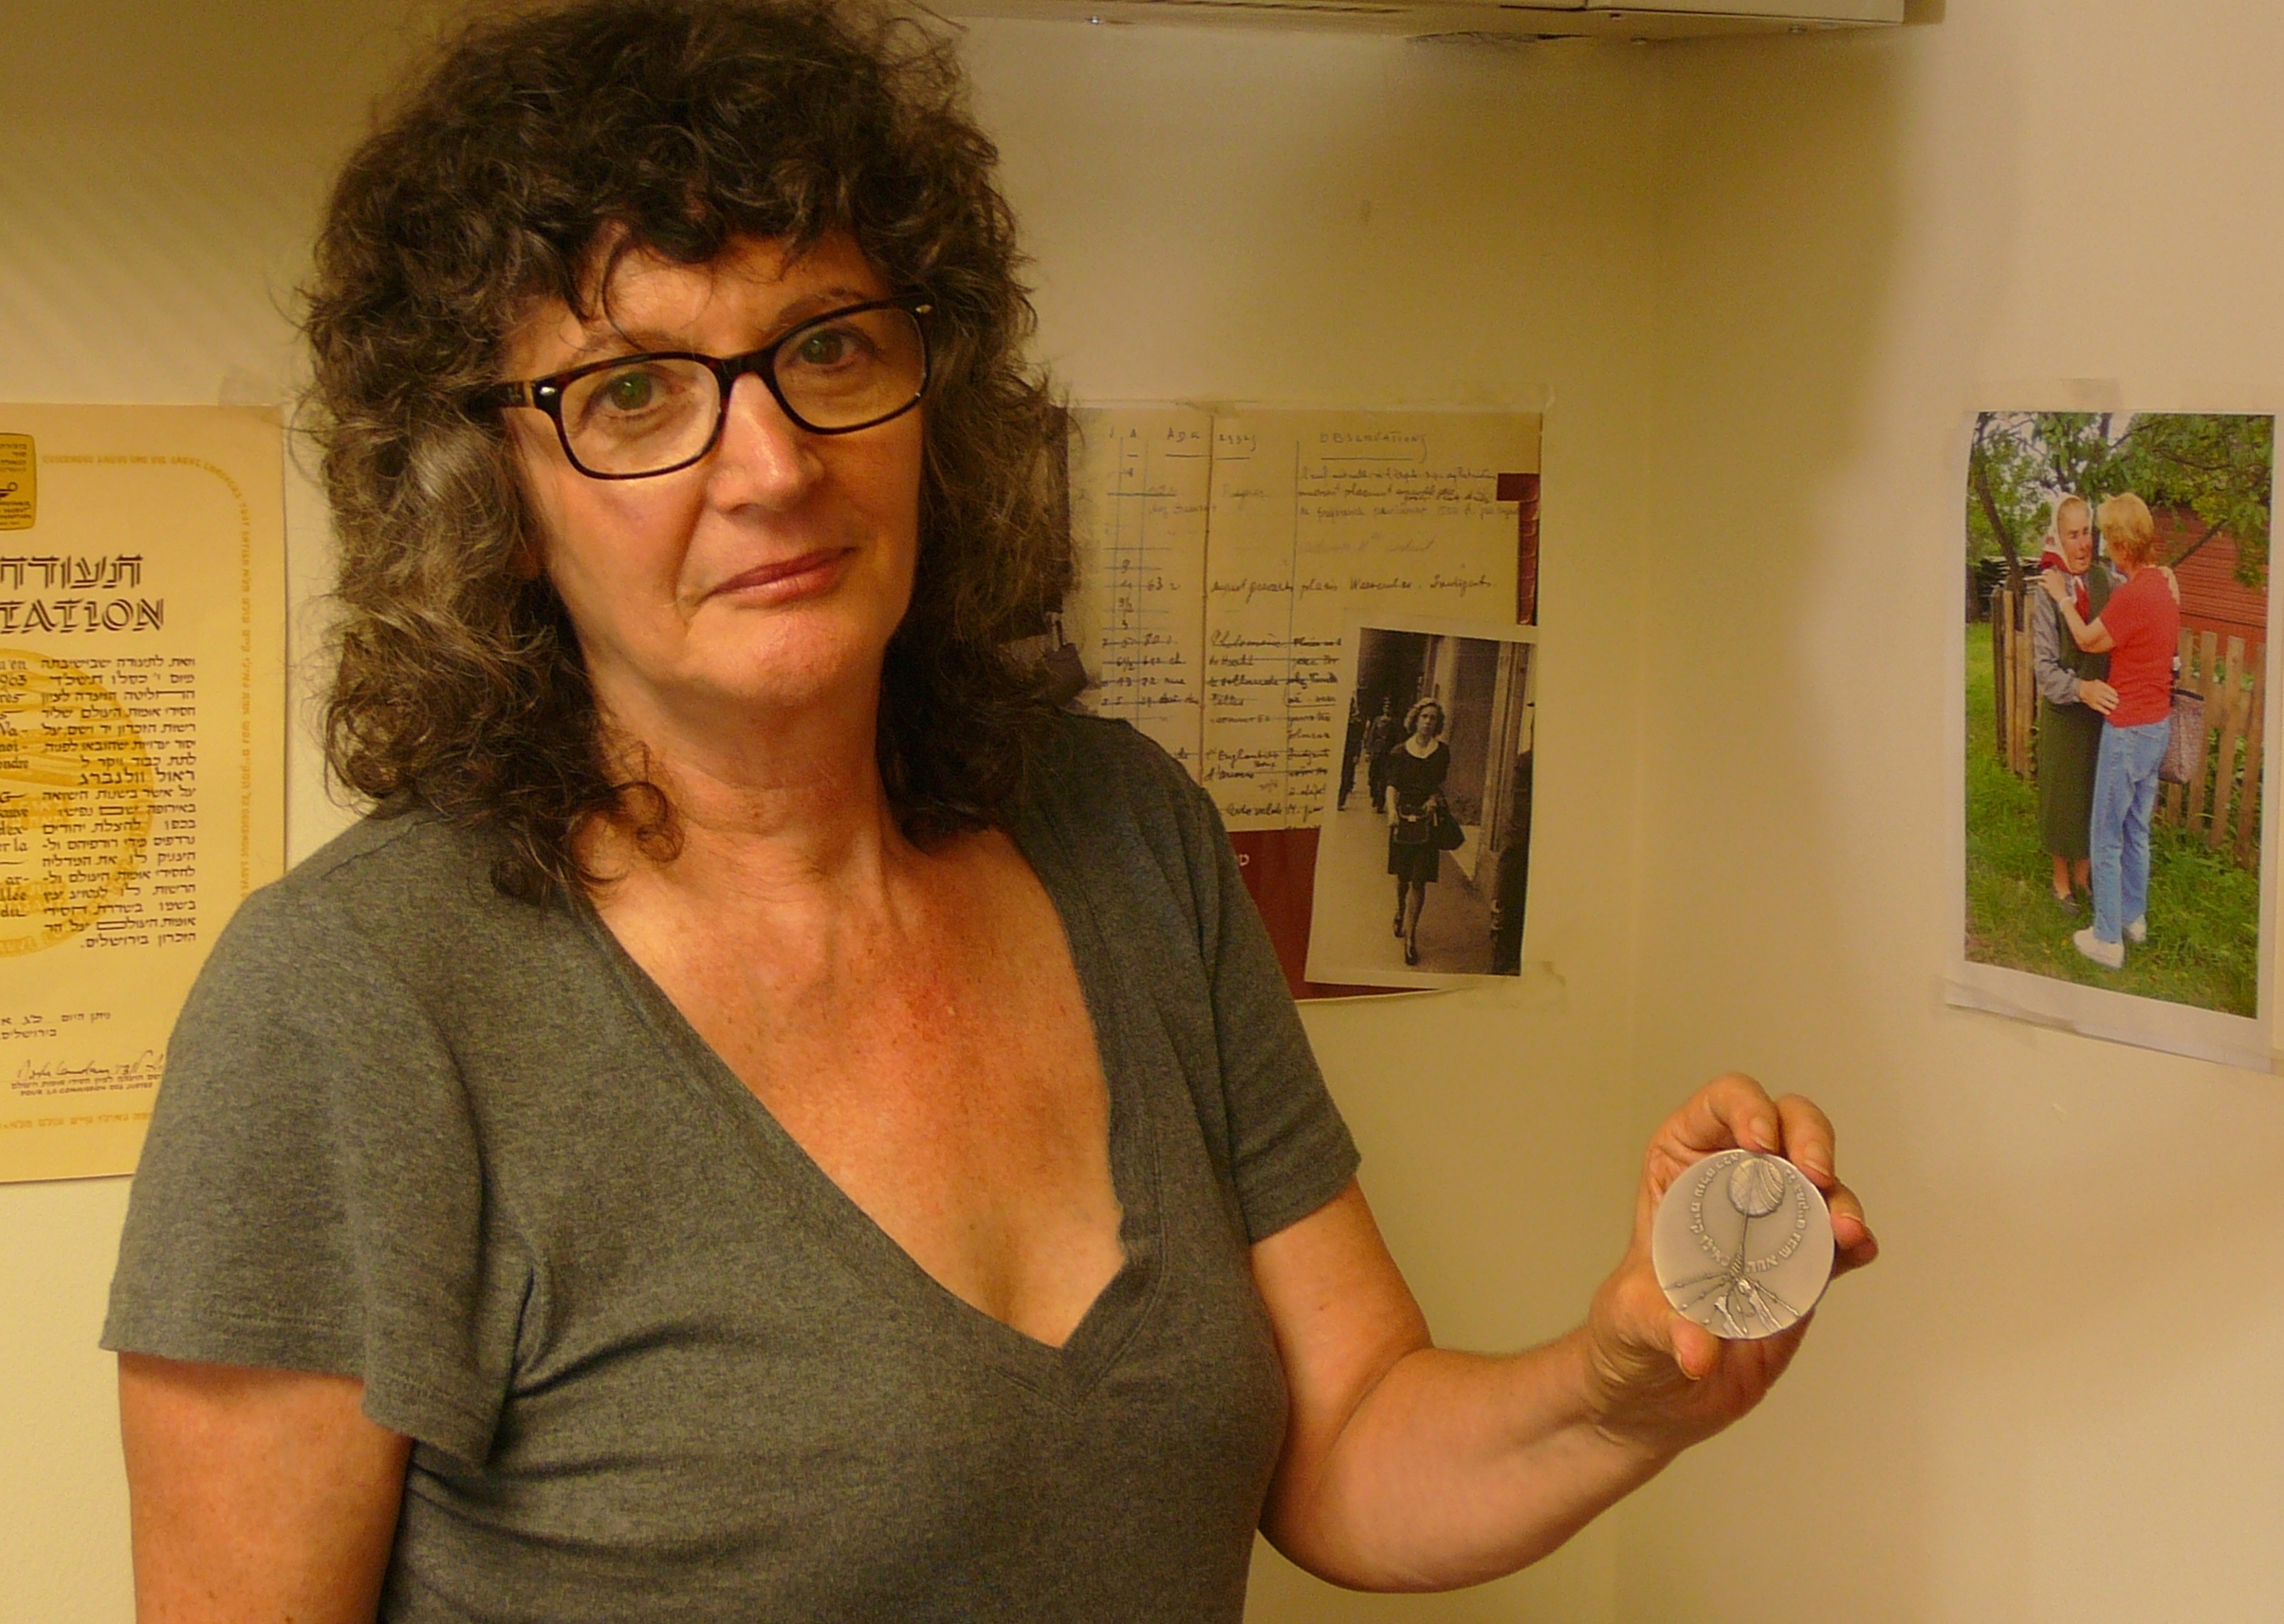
{"left": 1251, "top": 1075, "right": 1874, "bottom": 1592}
{"left": 2160, "top": 564, "right": 2182, "bottom": 602}
{"left": 2038, "top": 568, "right": 2072, "bottom": 603}
{"left": 1578, "top": 1074, "right": 1875, "bottom": 1461}
{"left": 2077, "top": 677, "right": 2120, "bottom": 714}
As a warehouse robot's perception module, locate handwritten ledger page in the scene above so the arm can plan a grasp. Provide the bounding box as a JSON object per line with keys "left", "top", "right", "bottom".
{"left": 1067, "top": 407, "right": 1540, "bottom": 829}
{"left": 0, "top": 406, "right": 286, "bottom": 1182}
{"left": 1064, "top": 408, "right": 1213, "bottom": 771}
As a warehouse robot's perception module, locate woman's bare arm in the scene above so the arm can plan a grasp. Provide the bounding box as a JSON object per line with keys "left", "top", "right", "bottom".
{"left": 1251, "top": 1075, "right": 1875, "bottom": 1592}
{"left": 2039, "top": 569, "right": 2115, "bottom": 652}
{"left": 119, "top": 1355, "right": 410, "bottom": 1623}
{"left": 1249, "top": 1186, "right": 1656, "bottom": 1589}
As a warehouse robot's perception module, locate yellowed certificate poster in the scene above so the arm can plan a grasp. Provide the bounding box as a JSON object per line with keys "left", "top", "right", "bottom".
{"left": 0, "top": 406, "right": 286, "bottom": 1183}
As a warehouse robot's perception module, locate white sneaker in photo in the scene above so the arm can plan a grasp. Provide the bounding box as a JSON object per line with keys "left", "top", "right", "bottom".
{"left": 2072, "top": 927, "right": 2125, "bottom": 969}
{"left": 2125, "top": 917, "right": 2147, "bottom": 945}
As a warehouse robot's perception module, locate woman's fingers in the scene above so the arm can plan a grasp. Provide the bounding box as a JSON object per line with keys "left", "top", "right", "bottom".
{"left": 1773, "top": 1094, "right": 1834, "bottom": 1183}
{"left": 1767, "top": 1095, "right": 1875, "bottom": 1272}
{"left": 1659, "top": 1072, "right": 1779, "bottom": 1162}
{"left": 1665, "top": 1312, "right": 1722, "bottom": 1382}
{"left": 1593, "top": 1264, "right": 1717, "bottom": 1385}
{"left": 1825, "top": 1179, "right": 1878, "bottom": 1274}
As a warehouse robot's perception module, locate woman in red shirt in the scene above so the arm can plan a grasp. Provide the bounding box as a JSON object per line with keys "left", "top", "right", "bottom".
{"left": 2040, "top": 492, "right": 2181, "bottom": 969}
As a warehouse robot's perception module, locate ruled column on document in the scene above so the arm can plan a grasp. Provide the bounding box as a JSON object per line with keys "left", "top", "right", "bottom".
{"left": 1064, "top": 407, "right": 1211, "bottom": 776}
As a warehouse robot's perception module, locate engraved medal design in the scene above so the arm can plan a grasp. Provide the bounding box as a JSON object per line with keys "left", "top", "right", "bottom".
{"left": 1650, "top": 1149, "right": 1833, "bottom": 1340}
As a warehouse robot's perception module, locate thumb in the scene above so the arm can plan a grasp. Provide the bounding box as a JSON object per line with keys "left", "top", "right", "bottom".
{"left": 1666, "top": 1313, "right": 1722, "bottom": 1382}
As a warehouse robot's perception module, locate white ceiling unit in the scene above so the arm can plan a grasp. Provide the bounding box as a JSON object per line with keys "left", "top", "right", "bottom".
{"left": 935, "top": 0, "right": 1906, "bottom": 40}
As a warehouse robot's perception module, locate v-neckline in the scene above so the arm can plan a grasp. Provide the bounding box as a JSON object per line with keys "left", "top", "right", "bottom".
{"left": 572, "top": 803, "right": 1165, "bottom": 1404}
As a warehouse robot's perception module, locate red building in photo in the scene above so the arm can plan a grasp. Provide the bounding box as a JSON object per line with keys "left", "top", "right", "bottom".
{"left": 2154, "top": 505, "right": 2269, "bottom": 643}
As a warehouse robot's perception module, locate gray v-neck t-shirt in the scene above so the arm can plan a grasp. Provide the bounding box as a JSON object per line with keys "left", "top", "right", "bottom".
{"left": 103, "top": 713, "right": 1358, "bottom": 1622}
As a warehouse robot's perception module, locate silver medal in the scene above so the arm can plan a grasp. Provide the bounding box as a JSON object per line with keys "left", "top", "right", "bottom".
{"left": 1650, "top": 1150, "right": 1833, "bottom": 1340}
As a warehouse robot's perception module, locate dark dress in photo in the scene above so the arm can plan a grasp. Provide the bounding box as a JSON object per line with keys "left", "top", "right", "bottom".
{"left": 1384, "top": 740, "right": 1451, "bottom": 887}
{"left": 2032, "top": 561, "right": 2114, "bottom": 861}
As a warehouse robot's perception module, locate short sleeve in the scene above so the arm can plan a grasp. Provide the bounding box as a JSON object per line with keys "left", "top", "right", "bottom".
{"left": 1201, "top": 802, "right": 1360, "bottom": 1241}
{"left": 102, "top": 875, "right": 516, "bottom": 1468}
{"left": 1092, "top": 728, "right": 1359, "bottom": 1244}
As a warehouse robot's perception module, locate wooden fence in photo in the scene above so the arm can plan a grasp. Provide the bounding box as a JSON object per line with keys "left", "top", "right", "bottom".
{"left": 1990, "top": 585, "right": 2265, "bottom": 868}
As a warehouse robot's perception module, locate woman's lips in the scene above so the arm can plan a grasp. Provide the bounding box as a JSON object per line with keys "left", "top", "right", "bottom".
{"left": 708, "top": 547, "right": 854, "bottom": 602}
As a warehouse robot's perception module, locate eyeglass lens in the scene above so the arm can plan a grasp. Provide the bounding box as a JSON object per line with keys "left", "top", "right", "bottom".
{"left": 557, "top": 304, "right": 926, "bottom": 476}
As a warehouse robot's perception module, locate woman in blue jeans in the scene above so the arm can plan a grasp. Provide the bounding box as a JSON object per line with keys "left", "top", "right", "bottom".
{"left": 2041, "top": 493, "right": 2181, "bottom": 969}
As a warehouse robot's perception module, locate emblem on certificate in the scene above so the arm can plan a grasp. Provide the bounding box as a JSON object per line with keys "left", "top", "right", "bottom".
{"left": 1650, "top": 1150, "right": 1833, "bottom": 1339}
{"left": 0, "top": 435, "right": 31, "bottom": 532}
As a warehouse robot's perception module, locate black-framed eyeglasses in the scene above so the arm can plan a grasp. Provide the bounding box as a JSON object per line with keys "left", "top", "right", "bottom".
{"left": 479, "top": 295, "right": 932, "bottom": 480}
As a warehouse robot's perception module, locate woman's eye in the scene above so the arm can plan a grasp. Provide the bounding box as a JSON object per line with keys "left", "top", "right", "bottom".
{"left": 794, "top": 327, "right": 864, "bottom": 369}
{"left": 599, "top": 371, "right": 659, "bottom": 412}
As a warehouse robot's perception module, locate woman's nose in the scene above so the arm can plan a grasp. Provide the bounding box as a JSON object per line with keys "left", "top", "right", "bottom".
{"left": 706, "top": 372, "right": 821, "bottom": 508}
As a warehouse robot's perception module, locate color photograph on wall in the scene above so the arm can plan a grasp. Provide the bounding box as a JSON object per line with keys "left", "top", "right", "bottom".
{"left": 1951, "top": 408, "right": 2277, "bottom": 1067}
{"left": 1305, "top": 613, "right": 1536, "bottom": 991}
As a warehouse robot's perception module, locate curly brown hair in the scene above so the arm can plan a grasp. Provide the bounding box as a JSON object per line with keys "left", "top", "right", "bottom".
{"left": 306, "top": 0, "right": 1069, "bottom": 898}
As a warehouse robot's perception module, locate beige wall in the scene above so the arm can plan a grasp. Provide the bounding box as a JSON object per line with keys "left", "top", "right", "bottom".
{"left": 3, "top": 4, "right": 2280, "bottom": 1622}
{"left": 1620, "top": 6, "right": 2284, "bottom": 1621}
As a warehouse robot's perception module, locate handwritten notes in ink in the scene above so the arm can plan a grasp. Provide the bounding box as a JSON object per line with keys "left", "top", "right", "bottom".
{"left": 1067, "top": 408, "right": 1540, "bottom": 831}
{"left": 1065, "top": 409, "right": 1213, "bottom": 773}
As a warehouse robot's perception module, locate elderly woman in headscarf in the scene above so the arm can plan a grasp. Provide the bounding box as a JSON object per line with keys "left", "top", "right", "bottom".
{"left": 2029, "top": 493, "right": 2116, "bottom": 911}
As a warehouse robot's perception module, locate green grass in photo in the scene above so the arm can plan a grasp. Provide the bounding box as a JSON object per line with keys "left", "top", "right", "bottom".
{"left": 1964, "top": 634, "right": 2260, "bottom": 1015}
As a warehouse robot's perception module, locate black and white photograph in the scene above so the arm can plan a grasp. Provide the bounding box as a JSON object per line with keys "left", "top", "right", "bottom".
{"left": 1306, "top": 615, "right": 1537, "bottom": 990}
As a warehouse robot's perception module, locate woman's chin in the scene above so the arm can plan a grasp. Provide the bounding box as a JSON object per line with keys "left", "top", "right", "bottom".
{"left": 696, "top": 639, "right": 890, "bottom": 721}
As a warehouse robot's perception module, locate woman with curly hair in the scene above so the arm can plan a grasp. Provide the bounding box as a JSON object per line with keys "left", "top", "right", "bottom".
{"left": 101, "top": 3, "right": 1872, "bottom": 1619}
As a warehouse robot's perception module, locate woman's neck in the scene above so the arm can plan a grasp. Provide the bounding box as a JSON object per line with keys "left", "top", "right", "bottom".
{"left": 577, "top": 670, "right": 909, "bottom": 913}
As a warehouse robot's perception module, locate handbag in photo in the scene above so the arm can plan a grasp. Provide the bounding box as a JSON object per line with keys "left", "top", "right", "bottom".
{"left": 2159, "top": 686, "right": 2206, "bottom": 787}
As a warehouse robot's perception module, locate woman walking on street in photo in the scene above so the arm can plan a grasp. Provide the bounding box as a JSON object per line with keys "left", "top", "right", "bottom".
{"left": 2041, "top": 492, "right": 2181, "bottom": 969}
{"left": 2028, "top": 494, "right": 2115, "bottom": 912}
{"left": 1386, "top": 698, "right": 1451, "bottom": 968}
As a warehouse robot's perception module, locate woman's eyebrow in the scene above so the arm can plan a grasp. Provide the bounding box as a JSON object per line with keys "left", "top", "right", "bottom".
{"left": 562, "top": 327, "right": 687, "bottom": 362}
{"left": 554, "top": 286, "right": 882, "bottom": 366}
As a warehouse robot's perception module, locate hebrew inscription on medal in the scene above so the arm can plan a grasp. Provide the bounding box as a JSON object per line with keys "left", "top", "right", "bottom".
{"left": 1650, "top": 1149, "right": 1834, "bottom": 1340}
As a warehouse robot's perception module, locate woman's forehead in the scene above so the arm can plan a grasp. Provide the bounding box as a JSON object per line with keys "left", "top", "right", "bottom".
{"left": 505, "top": 231, "right": 883, "bottom": 372}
